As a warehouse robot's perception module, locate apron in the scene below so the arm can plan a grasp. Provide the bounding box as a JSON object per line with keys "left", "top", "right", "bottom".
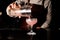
{"left": 19, "top": 4, "right": 47, "bottom": 30}
{"left": 19, "top": 4, "right": 48, "bottom": 30}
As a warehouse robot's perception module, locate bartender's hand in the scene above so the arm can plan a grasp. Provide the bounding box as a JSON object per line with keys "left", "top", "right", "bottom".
{"left": 36, "top": 25, "right": 48, "bottom": 30}
{"left": 6, "top": 2, "right": 22, "bottom": 18}
{"left": 36, "top": 27, "right": 41, "bottom": 30}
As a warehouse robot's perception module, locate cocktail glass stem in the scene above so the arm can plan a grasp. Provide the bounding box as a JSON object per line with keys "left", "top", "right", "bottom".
{"left": 30, "top": 26, "right": 33, "bottom": 32}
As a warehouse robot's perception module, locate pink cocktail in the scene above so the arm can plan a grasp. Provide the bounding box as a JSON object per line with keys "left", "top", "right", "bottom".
{"left": 26, "top": 18, "right": 37, "bottom": 27}
{"left": 26, "top": 18, "right": 37, "bottom": 35}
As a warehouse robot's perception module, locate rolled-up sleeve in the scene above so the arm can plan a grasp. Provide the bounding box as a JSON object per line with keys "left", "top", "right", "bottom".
{"left": 29, "top": 0, "right": 42, "bottom": 5}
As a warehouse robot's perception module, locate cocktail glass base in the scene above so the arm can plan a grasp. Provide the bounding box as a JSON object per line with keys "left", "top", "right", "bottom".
{"left": 27, "top": 32, "right": 36, "bottom": 35}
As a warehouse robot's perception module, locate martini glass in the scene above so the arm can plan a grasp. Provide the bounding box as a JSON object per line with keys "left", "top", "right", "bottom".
{"left": 26, "top": 18, "right": 37, "bottom": 35}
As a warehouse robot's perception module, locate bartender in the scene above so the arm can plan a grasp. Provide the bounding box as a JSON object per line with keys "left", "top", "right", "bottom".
{"left": 6, "top": 0, "right": 52, "bottom": 30}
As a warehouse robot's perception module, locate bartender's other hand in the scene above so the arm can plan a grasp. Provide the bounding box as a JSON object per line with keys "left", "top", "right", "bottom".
{"left": 36, "top": 27, "right": 40, "bottom": 30}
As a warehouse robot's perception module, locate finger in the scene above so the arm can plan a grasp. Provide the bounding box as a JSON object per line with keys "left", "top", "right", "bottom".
{"left": 9, "top": 2, "right": 15, "bottom": 9}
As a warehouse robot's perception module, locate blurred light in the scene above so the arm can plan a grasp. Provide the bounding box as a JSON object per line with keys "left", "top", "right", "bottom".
{"left": 7, "top": 36, "right": 14, "bottom": 39}
{"left": 0, "top": 12, "right": 2, "bottom": 16}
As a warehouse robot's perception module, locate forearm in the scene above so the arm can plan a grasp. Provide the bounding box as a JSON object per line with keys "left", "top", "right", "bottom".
{"left": 40, "top": 14, "right": 51, "bottom": 28}
{"left": 41, "top": 0, "right": 52, "bottom": 29}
